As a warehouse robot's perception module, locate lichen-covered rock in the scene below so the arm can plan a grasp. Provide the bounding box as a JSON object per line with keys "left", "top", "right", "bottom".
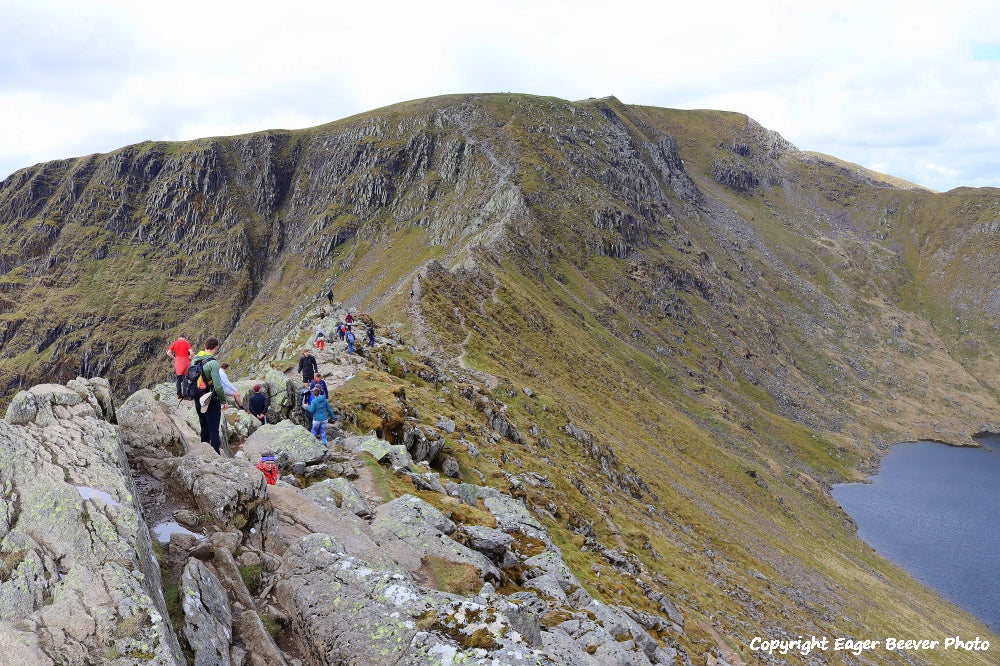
{"left": 266, "top": 485, "right": 395, "bottom": 569}
{"left": 441, "top": 455, "right": 461, "bottom": 479}
{"left": 342, "top": 434, "right": 392, "bottom": 462}
{"left": 235, "top": 609, "right": 289, "bottom": 666}
{"left": 117, "top": 388, "right": 185, "bottom": 457}
{"left": 460, "top": 525, "right": 513, "bottom": 560}
{"left": 273, "top": 534, "right": 545, "bottom": 665}
{"left": 0, "top": 381, "right": 183, "bottom": 664}
{"left": 387, "top": 444, "right": 412, "bottom": 470}
{"left": 243, "top": 420, "right": 327, "bottom": 465}
{"left": 3, "top": 390, "right": 37, "bottom": 425}
{"left": 168, "top": 454, "right": 271, "bottom": 538}
{"left": 181, "top": 558, "right": 232, "bottom": 666}
{"left": 483, "top": 493, "right": 549, "bottom": 543}
{"left": 371, "top": 495, "right": 500, "bottom": 583}
{"left": 225, "top": 408, "right": 261, "bottom": 440}
{"left": 302, "top": 477, "right": 372, "bottom": 518}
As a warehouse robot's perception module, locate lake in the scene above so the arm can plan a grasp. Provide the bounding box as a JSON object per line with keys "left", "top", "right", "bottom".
{"left": 831, "top": 437, "right": 1000, "bottom": 631}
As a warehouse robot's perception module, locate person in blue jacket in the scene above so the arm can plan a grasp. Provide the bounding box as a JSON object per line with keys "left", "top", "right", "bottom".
{"left": 306, "top": 386, "right": 333, "bottom": 446}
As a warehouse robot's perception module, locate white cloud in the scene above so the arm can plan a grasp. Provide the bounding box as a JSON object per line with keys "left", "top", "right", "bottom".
{"left": 1, "top": 0, "right": 999, "bottom": 191}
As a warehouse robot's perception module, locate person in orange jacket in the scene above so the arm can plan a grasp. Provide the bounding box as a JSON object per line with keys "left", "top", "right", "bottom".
{"left": 256, "top": 451, "right": 278, "bottom": 485}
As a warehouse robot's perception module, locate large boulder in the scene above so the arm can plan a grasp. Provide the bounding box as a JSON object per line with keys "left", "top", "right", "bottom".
{"left": 167, "top": 454, "right": 271, "bottom": 540}
{"left": 402, "top": 425, "right": 445, "bottom": 464}
{"left": 243, "top": 420, "right": 326, "bottom": 466}
{"left": 342, "top": 434, "right": 392, "bottom": 462}
{"left": 0, "top": 381, "right": 183, "bottom": 664}
{"left": 117, "top": 388, "right": 185, "bottom": 458}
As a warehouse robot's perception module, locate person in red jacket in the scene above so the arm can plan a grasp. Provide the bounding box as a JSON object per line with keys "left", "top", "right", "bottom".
{"left": 166, "top": 336, "right": 192, "bottom": 399}
{"left": 256, "top": 452, "right": 278, "bottom": 485}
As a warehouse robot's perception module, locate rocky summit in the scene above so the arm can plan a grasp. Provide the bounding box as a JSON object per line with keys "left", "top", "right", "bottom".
{"left": 1, "top": 93, "right": 999, "bottom": 664}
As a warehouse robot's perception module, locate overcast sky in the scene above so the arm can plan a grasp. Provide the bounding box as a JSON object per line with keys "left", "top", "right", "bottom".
{"left": 2, "top": 0, "right": 998, "bottom": 192}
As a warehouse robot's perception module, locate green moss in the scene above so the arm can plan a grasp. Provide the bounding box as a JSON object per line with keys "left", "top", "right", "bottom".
{"left": 239, "top": 564, "right": 263, "bottom": 596}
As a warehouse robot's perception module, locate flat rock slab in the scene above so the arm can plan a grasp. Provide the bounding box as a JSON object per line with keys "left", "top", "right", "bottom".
{"left": 342, "top": 434, "right": 392, "bottom": 462}
{"left": 243, "top": 420, "right": 326, "bottom": 465}
{"left": 371, "top": 495, "right": 500, "bottom": 583}
{"left": 267, "top": 485, "right": 395, "bottom": 570}
{"left": 273, "top": 534, "right": 542, "bottom": 665}
{"left": 302, "top": 477, "right": 373, "bottom": 518}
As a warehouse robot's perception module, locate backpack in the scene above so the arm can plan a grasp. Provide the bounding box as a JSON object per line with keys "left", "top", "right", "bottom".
{"left": 184, "top": 357, "right": 211, "bottom": 399}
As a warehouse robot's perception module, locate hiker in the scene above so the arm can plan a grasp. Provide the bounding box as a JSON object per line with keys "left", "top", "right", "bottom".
{"left": 309, "top": 372, "right": 328, "bottom": 399}
{"left": 191, "top": 337, "right": 225, "bottom": 454}
{"left": 336, "top": 321, "right": 345, "bottom": 341}
{"left": 326, "top": 289, "right": 334, "bottom": 306}
{"left": 256, "top": 451, "right": 278, "bottom": 485}
{"left": 166, "top": 336, "right": 192, "bottom": 399}
{"left": 409, "top": 289, "right": 414, "bottom": 299}
{"left": 318, "top": 308, "right": 327, "bottom": 319}
{"left": 314, "top": 325, "right": 326, "bottom": 352}
{"left": 346, "top": 327, "right": 356, "bottom": 354}
{"left": 366, "top": 324, "right": 376, "bottom": 347}
{"left": 218, "top": 362, "right": 243, "bottom": 409}
{"left": 305, "top": 386, "right": 333, "bottom": 446}
{"left": 297, "top": 349, "right": 318, "bottom": 384}
{"left": 345, "top": 312, "right": 354, "bottom": 325}
{"left": 248, "top": 384, "right": 269, "bottom": 423}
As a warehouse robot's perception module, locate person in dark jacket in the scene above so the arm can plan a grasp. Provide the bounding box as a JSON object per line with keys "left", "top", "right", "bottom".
{"left": 193, "top": 337, "right": 226, "bottom": 454}
{"left": 297, "top": 349, "right": 318, "bottom": 383}
{"left": 248, "top": 384, "right": 269, "bottom": 423}
{"left": 366, "top": 324, "right": 376, "bottom": 347}
{"left": 326, "top": 289, "right": 334, "bottom": 306}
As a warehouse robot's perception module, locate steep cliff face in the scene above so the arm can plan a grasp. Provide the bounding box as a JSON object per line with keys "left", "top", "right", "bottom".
{"left": 0, "top": 96, "right": 523, "bottom": 400}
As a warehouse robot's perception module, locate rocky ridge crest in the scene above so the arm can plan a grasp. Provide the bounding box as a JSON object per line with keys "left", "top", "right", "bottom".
{"left": 0, "top": 310, "right": 704, "bottom": 665}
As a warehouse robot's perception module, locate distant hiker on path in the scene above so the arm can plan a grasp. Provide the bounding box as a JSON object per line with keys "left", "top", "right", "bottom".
{"left": 192, "top": 337, "right": 225, "bottom": 454}
{"left": 367, "top": 324, "right": 375, "bottom": 347}
{"left": 326, "top": 289, "right": 334, "bottom": 306}
{"left": 346, "top": 327, "right": 356, "bottom": 354}
{"left": 314, "top": 326, "right": 326, "bottom": 352}
{"left": 298, "top": 349, "right": 318, "bottom": 384}
{"left": 248, "top": 384, "right": 269, "bottom": 423}
{"left": 166, "top": 336, "right": 192, "bottom": 399}
{"left": 336, "top": 321, "right": 346, "bottom": 341}
{"left": 219, "top": 362, "right": 243, "bottom": 409}
{"left": 306, "top": 386, "right": 333, "bottom": 446}
{"left": 345, "top": 312, "right": 354, "bottom": 325}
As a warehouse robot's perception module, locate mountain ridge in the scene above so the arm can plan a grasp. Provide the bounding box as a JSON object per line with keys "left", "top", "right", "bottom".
{"left": 1, "top": 92, "right": 998, "bottom": 663}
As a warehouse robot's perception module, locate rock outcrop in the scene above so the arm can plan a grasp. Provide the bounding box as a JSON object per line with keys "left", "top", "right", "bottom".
{"left": 0, "top": 379, "right": 183, "bottom": 664}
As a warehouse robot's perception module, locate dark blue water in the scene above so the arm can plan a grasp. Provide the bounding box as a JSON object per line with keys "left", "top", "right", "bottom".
{"left": 832, "top": 437, "right": 1000, "bottom": 631}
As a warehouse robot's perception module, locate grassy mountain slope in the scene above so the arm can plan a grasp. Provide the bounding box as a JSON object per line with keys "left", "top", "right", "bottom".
{"left": 1, "top": 93, "right": 998, "bottom": 662}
